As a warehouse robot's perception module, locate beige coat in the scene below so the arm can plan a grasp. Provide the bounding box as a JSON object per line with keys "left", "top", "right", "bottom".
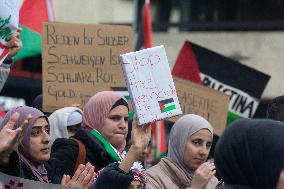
{"left": 146, "top": 158, "right": 218, "bottom": 189}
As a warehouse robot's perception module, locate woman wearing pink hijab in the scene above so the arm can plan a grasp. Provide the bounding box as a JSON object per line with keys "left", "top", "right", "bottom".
{"left": 49, "top": 91, "right": 132, "bottom": 183}
{"left": 82, "top": 91, "right": 129, "bottom": 152}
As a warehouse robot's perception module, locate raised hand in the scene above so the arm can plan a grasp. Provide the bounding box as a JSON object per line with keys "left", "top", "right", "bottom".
{"left": 0, "top": 112, "right": 31, "bottom": 165}
{"left": 118, "top": 117, "right": 152, "bottom": 173}
{"left": 130, "top": 117, "right": 152, "bottom": 155}
{"left": 61, "top": 162, "right": 95, "bottom": 189}
{"left": 5, "top": 27, "right": 22, "bottom": 61}
{"left": 191, "top": 162, "right": 216, "bottom": 189}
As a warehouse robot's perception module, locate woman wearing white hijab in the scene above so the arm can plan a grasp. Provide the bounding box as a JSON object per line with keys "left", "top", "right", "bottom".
{"left": 146, "top": 114, "right": 218, "bottom": 189}
{"left": 48, "top": 107, "right": 83, "bottom": 144}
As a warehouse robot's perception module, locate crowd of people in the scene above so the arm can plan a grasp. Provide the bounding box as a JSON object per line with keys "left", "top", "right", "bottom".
{"left": 1, "top": 28, "right": 284, "bottom": 189}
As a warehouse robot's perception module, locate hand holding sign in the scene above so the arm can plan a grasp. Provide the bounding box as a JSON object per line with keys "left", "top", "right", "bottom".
{"left": 131, "top": 116, "right": 152, "bottom": 155}
{"left": 119, "top": 116, "right": 152, "bottom": 173}
{"left": 0, "top": 0, "right": 20, "bottom": 64}
{"left": 5, "top": 27, "right": 22, "bottom": 61}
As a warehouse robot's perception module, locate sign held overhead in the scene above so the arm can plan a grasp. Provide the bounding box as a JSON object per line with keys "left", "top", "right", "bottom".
{"left": 120, "top": 45, "right": 182, "bottom": 125}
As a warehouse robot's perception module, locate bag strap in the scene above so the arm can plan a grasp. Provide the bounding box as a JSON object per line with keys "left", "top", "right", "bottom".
{"left": 71, "top": 137, "right": 86, "bottom": 172}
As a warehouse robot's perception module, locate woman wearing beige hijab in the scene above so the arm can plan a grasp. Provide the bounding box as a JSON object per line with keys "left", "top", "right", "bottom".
{"left": 146, "top": 114, "right": 218, "bottom": 189}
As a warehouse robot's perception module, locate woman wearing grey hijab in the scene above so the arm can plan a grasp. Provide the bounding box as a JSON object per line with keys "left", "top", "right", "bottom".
{"left": 146, "top": 114, "right": 218, "bottom": 189}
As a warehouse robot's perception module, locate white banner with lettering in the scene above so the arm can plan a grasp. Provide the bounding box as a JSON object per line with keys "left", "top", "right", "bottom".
{"left": 0, "top": 172, "right": 78, "bottom": 189}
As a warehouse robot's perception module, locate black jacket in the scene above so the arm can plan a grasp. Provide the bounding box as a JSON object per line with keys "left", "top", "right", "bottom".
{"left": 218, "top": 185, "right": 251, "bottom": 189}
{"left": 215, "top": 119, "right": 284, "bottom": 189}
{"left": 47, "top": 129, "right": 117, "bottom": 184}
{"left": 90, "top": 163, "right": 134, "bottom": 189}
{"left": 19, "top": 160, "right": 41, "bottom": 181}
{"left": 0, "top": 151, "right": 19, "bottom": 177}
{"left": 0, "top": 152, "right": 41, "bottom": 182}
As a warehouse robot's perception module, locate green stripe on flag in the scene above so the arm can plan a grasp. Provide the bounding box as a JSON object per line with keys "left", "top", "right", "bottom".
{"left": 129, "top": 111, "right": 134, "bottom": 121}
{"left": 227, "top": 111, "right": 242, "bottom": 125}
{"left": 14, "top": 25, "right": 42, "bottom": 61}
{"left": 160, "top": 151, "right": 167, "bottom": 158}
{"left": 124, "top": 95, "right": 131, "bottom": 100}
{"left": 163, "top": 105, "right": 176, "bottom": 112}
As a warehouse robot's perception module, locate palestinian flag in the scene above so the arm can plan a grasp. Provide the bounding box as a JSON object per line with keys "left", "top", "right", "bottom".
{"left": 110, "top": 86, "right": 133, "bottom": 120}
{"left": 151, "top": 120, "right": 167, "bottom": 159}
{"left": 110, "top": 87, "right": 130, "bottom": 101}
{"left": 158, "top": 98, "right": 176, "bottom": 113}
{"left": 1, "top": 0, "right": 54, "bottom": 109}
{"left": 133, "top": 0, "right": 168, "bottom": 160}
{"left": 0, "top": 1, "right": 19, "bottom": 64}
{"left": 134, "top": 0, "right": 153, "bottom": 50}
{"left": 14, "top": 0, "right": 54, "bottom": 61}
{"left": 142, "top": 0, "right": 152, "bottom": 49}
{"left": 173, "top": 41, "right": 270, "bottom": 125}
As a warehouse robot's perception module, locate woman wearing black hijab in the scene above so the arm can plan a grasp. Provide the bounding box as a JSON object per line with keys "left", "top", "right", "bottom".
{"left": 214, "top": 118, "right": 284, "bottom": 189}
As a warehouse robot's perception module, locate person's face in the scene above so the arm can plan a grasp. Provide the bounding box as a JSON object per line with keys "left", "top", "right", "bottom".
{"left": 277, "top": 170, "right": 284, "bottom": 189}
{"left": 29, "top": 117, "right": 51, "bottom": 164}
{"left": 67, "top": 124, "right": 81, "bottom": 137}
{"left": 129, "top": 180, "right": 143, "bottom": 189}
{"left": 137, "top": 144, "right": 151, "bottom": 163}
{"left": 101, "top": 105, "right": 128, "bottom": 149}
{"left": 183, "top": 129, "right": 212, "bottom": 170}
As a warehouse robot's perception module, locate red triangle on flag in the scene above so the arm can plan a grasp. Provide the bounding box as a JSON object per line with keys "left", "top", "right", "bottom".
{"left": 19, "top": 0, "right": 49, "bottom": 34}
{"left": 0, "top": 42, "right": 10, "bottom": 62}
{"left": 172, "top": 41, "right": 202, "bottom": 84}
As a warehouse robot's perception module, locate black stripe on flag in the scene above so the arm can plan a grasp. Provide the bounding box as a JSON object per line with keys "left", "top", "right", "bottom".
{"left": 111, "top": 87, "right": 128, "bottom": 92}
{"left": 189, "top": 42, "right": 270, "bottom": 98}
{"left": 158, "top": 98, "right": 174, "bottom": 105}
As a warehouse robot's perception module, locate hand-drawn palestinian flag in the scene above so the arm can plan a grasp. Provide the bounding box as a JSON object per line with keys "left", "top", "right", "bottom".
{"left": 14, "top": 0, "right": 55, "bottom": 61}
{"left": 173, "top": 41, "right": 270, "bottom": 125}
{"left": 158, "top": 98, "right": 176, "bottom": 113}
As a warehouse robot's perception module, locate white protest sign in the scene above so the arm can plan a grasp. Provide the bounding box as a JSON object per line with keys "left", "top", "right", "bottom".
{"left": 0, "top": 42, "right": 9, "bottom": 63}
{"left": 0, "top": 171, "right": 78, "bottom": 189}
{"left": 0, "top": 0, "right": 19, "bottom": 64}
{"left": 120, "top": 45, "right": 182, "bottom": 125}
